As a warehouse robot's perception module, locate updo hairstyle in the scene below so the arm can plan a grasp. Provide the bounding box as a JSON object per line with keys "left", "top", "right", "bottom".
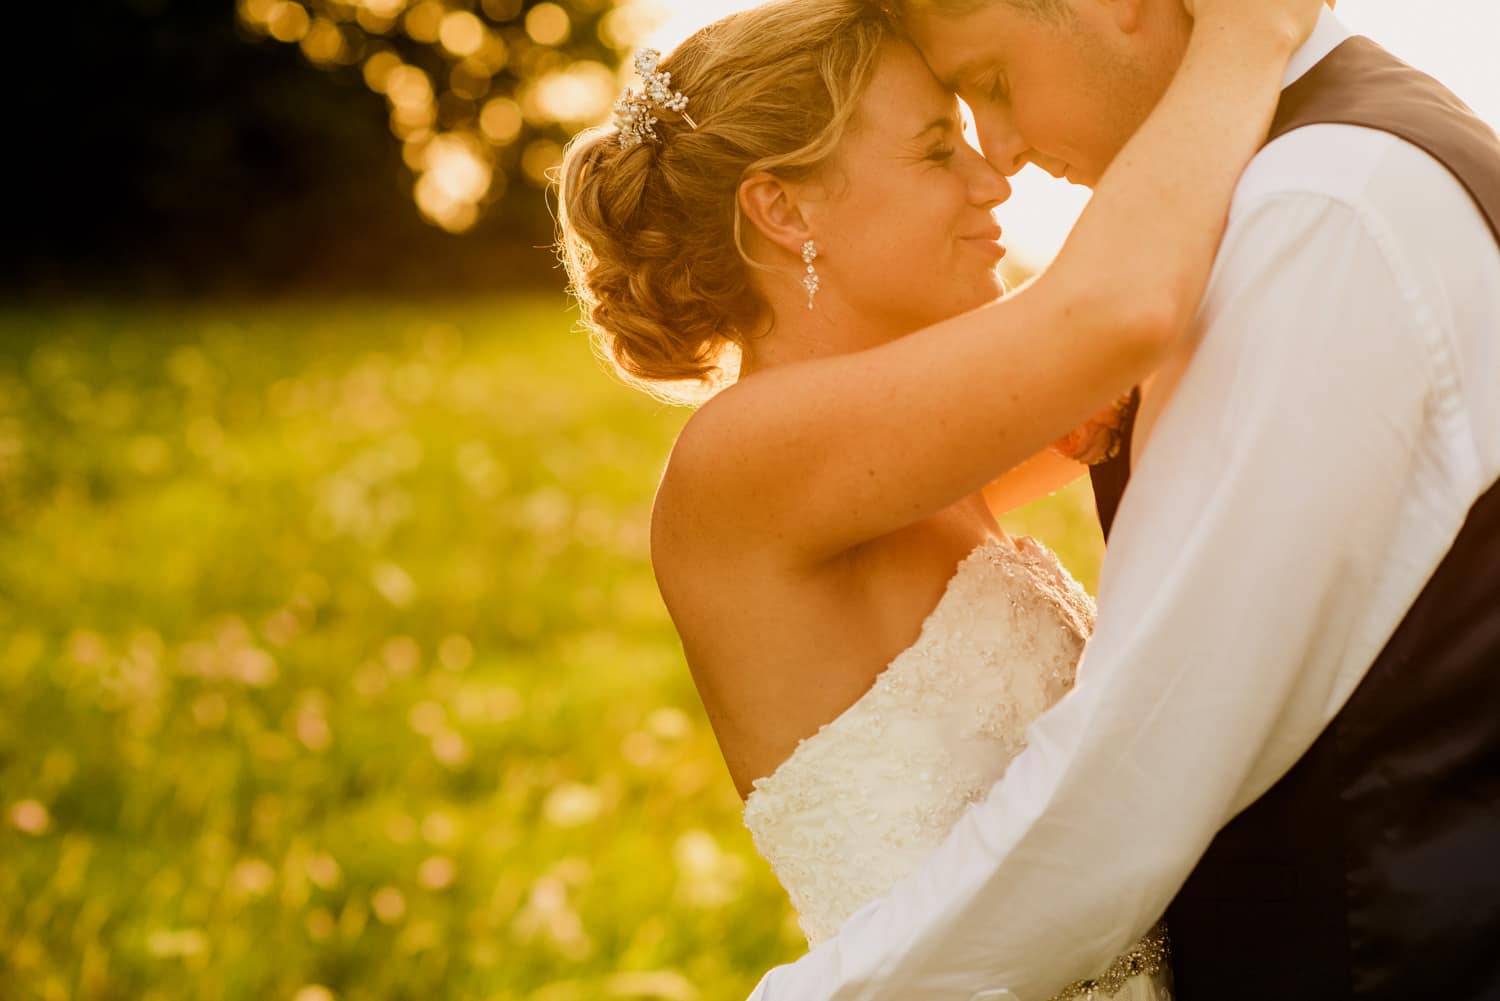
{"left": 557, "top": 0, "right": 895, "bottom": 402}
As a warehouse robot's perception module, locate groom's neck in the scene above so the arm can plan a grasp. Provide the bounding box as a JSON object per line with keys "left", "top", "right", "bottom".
{"left": 1083, "top": 0, "right": 1193, "bottom": 191}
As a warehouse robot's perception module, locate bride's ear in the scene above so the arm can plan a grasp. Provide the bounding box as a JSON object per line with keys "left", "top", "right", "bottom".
{"left": 738, "top": 171, "right": 813, "bottom": 259}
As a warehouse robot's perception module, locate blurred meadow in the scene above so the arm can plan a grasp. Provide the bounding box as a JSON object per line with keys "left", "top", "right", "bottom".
{"left": 3, "top": 0, "right": 1101, "bottom": 998}
{"left": 0, "top": 298, "right": 1101, "bottom": 1001}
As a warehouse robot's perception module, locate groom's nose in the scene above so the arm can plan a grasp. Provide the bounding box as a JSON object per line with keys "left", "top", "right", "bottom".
{"left": 971, "top": 108, "right": 1031, "bottom": 177}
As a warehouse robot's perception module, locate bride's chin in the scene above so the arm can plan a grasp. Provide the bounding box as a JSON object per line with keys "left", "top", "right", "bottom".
{"left": 886, "top": 274, "right": 1007, "bottom": 334}
{"left": 963, "top": 272, "right": 1007, "bottom": 307}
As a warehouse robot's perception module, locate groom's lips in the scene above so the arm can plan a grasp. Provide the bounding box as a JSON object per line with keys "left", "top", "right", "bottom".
{"left": 1027, "top": 154, "right": 1068, "bottom": 180}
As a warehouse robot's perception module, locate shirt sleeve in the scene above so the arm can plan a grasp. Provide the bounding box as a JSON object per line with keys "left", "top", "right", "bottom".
{"left": 746, "top": 187, "right": 1457, "bottom": 1001}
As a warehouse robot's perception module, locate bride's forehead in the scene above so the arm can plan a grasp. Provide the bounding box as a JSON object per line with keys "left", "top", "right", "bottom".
{"left": 863, "top": 41, "right": 955, "bottom": 116}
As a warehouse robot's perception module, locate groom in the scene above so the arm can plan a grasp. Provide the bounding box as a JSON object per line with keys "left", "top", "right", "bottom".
{"left": 749, "top": 3, "right": 1500, "bottom": 1000}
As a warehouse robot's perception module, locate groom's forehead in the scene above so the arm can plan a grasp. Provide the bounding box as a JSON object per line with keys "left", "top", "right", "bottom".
{"left": 907, "top": 10, "right": 1017, "bottom": 88}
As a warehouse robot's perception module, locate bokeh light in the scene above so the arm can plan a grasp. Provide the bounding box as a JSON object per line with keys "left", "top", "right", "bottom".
{"left": 414, "top": 132, "right": 494, "bottom": 232}
{"left": 438, "top": 10, "right": 487, "bottom": 56}
{"left": 243, "top": 0, "right": 649, "bottom": 234}
{"left": 361, "top": 49, "right": 403, "bottom": 92}
{"left": 522, "top": 138, "right": 564, "bottom": 186}
{"left": 480, "top": 95, "right": 525, "bottom": 144}
{"left": 267, "top": 1, "right": 312, "bottom": 42}
{"left": 299, "top": 18, "right": 349, "bottom": 64}
{"left": 404, "top": 1, "right": 446, "bottom": 43}
{"left": 525, "top": 60, "right": 616, "bottom": 126}
{"left": 525, "top": 3, "right": 572, "bottom": 46}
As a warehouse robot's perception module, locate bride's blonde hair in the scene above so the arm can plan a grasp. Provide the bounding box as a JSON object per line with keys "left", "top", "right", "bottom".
{"left": 557, "top": 0, "right": 895, "bottom": 402}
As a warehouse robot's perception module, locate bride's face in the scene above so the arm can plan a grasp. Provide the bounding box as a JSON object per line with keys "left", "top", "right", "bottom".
{"left": 809, "top": 41, "right": 1013, "bottom": 334}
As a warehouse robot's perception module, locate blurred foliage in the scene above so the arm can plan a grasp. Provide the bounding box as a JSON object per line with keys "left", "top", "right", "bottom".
{"left": 239, "top": 0, "right": 644, "bottom": 233}
{"left": 0, "top": 300, "right": 1100, "bottom": 1000}
{"left": 6, "top": 2, "right": 623, "bottom": 299}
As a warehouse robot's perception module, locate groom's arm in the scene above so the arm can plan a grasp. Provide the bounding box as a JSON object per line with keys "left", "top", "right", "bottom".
{"left": 746, "top": 137, "right": 1491, "bottom": 1001}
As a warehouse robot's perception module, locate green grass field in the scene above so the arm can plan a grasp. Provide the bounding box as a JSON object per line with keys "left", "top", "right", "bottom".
{"left": 0, "top": 298, "right": 1102, "bottom": 1001}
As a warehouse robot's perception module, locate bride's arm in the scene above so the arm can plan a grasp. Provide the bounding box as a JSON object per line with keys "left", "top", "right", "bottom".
{"left": 660, "top": 1, "right": 1320, "bottom": 565}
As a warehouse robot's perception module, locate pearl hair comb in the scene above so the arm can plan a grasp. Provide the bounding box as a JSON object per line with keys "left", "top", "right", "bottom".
{"left": 613, "top": 49, "right": 698, "bottom": 150}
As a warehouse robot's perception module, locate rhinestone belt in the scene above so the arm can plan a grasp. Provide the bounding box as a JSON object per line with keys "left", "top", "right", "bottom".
{"left": 1046, "top": 921, "right": 1171, "bottom": 1001}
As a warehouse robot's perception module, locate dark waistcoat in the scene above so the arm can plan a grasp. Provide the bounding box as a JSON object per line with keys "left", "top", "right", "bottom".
{"left": 1088, "top": 36, "right": 1500, "bottom": 1001}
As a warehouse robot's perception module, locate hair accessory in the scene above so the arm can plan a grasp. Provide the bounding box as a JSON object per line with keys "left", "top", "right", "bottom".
{"left": 614, "top": 49, "right": 698, "bottom": 150}
{"left": 802, "top": 240, "right": 821, "bottom": 311}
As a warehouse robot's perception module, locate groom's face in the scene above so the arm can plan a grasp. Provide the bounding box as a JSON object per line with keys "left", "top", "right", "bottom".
{"left": 907, "top": 0, "right": 1191, "bottom": 187}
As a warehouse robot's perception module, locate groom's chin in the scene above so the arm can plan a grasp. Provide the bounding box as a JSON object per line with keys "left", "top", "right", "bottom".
{"left": 1062, "top": 164, "right": 1097, "bottom": 188}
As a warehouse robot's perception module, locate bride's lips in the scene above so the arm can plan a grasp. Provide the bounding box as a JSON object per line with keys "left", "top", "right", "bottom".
{"left": 962, "top": 226, "right": 1008, "bottom": 260}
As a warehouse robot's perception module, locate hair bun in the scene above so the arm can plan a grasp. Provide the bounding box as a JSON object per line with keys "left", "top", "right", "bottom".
{"left": 557, "top": 0, "right": 891, "bottom": 403}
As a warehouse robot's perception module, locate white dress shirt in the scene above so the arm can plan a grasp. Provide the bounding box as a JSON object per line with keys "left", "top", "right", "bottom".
{"left": 747, "top": 12, "right": 1500, "bottom": 1000}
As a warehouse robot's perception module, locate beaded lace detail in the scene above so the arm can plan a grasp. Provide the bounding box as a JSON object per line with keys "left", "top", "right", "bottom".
{"left": 742, "top": 536, "right": 1171, "bottom": 999}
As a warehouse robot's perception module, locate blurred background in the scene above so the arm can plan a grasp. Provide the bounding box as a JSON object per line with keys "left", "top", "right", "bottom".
{"left": 0, "top": 2, "right": 1494, "bottom": 1000}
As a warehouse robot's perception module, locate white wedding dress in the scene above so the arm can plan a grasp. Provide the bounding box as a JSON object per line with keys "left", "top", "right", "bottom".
{"left": 742, "top": 535, "right": 1173, "bottom": 1001}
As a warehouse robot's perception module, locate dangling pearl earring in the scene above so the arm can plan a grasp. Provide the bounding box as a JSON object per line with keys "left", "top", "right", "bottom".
{"left": 801, "top": 240, "right": 820, "bottom": 311}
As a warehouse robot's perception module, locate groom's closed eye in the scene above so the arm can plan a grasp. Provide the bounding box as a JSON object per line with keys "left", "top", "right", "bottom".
{"left": 951, "top": 66, "right": 1008, "bottom": 107}
{"left": 974, "top": 73, "right": 1010, "bottom": 104}
{"left": 939, "top": 57, "right": 999, "bottom": 97}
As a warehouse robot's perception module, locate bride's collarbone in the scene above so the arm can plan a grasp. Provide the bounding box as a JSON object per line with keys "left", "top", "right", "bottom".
{"left": 709, "top": 517, "right": 995, "bottom": 725}
{"left": 715, "top": 521, "right": 1013, "bottom": 801}
{"left": 656, "top": 495, "right": 998, "bottom": 673}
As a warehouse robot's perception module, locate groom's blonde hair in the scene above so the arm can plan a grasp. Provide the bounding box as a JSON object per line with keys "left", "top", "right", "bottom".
{"left": 893, "top": 0, "right": 1072, "bottom": 21}
{"left": 557, "top": 0, "right": 894, "bottom": 403}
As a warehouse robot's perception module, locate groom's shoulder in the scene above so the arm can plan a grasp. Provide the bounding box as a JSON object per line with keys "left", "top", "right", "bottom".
{"left": 1228, "top": 124, "right": 1482, "bottom": 237}
{"left": 1237, "top": 125, "right": 1435, "bottom": 205}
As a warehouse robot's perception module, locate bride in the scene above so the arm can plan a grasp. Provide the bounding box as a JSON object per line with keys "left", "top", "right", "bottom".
{"left": 559, "top": 0, "right": 1323, "bottom": 995}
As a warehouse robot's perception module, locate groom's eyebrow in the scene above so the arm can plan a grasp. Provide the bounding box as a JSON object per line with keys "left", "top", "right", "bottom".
{"left": 938, "top": 56, "right": 993, "bottom": 92}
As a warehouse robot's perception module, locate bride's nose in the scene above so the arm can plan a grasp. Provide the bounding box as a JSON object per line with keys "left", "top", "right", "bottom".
{"left": 969, "top": 154, "right": 1012, "bottom": 211}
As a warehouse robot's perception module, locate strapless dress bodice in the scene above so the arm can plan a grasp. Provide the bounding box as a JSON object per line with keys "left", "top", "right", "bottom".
{"left": 743, "top": 535, "right": 1093, "bottom": 944}
{"left": 742, "top": 535, "right": 1173, "bottom": 1001}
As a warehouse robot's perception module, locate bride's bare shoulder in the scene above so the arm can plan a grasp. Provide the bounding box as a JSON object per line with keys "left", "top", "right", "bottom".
{"left": 651, "top": 387, "right": 749, "bottom": 558}
{"left": 653, "top": 380, "right": 827, "bottom": 596}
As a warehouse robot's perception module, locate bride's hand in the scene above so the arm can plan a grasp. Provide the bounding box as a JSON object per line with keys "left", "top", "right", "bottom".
{"left": 1183, "top": 0, "right": 1332, "bottom": 50}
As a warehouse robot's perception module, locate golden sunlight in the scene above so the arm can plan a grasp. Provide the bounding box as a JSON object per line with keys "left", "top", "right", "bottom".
{"left": 645, "top": 0, "right": 1500, "bottom": 266}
